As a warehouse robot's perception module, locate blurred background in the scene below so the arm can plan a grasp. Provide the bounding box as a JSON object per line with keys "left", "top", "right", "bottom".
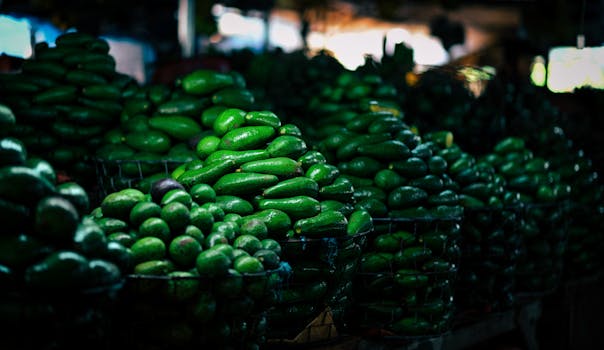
{"left": 1, "top": 2, "right": 604, "bottom": 349}
{"left": 2, "top": 0, "right": 603, "bottom": 175}
{"left": 0, "top": 1, "right": 602, "bottom": 84}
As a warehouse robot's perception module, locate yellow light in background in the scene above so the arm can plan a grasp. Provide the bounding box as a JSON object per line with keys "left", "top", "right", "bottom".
{"left": 406, "top": 71, "right": 419, "bottom": 86}
{"left": 530, "top": 55, "right": 547, "bottom": 87}
{"left": 458, "top": 66, "right": 495, "bottom": 97}
{"left": 458, "top": 66, "right": 493, "bottom": 82}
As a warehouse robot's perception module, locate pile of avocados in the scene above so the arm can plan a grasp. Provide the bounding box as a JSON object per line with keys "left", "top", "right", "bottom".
{"left": 0, "top": 103, "right": 123, "bottom": 349}
{"left": 0, "top": 32, "right": 136, "bottom": 185}
{"left": 94, "top": 67, "right": 256, "bottom": 195}
{"left": 1, "top": 29, "right": 603, "bottom": 348}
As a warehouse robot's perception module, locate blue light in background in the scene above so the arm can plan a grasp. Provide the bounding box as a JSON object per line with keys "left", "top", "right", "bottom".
{"left": 0, "top": 15, "right": 32, "bottom": 58}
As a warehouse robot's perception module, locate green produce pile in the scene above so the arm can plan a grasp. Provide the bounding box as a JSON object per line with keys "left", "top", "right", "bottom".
{"left": 397, "top": 65, "right": 603, "bottom": 284}
{"left": 170, "top": 100, "right": 373, "bottom": 340}
{"left": 94, "top": 68, "right": 255, "bottom": 197}
{"left": 0, "top": 32, "right": 136, "bottom": 185}
{"left": 268, "top": 224, "right": 371, "bottom": 340}
{"left": 351, "top": 217, "right": 460, "bottom": 336}
{"left": 484, "top": 137, "right": 570, "bottom": 294}
{"left": 402, "top": 68, "right": 476, "bottom": 149}
{"left": 0, "top": 104, "right": 122, "bottom": 349}
{"left": 533, "top": 127, "right": 604, "bottom": 279}
{"left": 89, "top": 179, "right": 285, "bottom": 349}
{"left": 240, "top": 49, "right": 345, "bottom": 120}
{"left": 306, "top": 71, "right": 401, "bottom": 145}
{"left": 424, "top": 132, "right": 524, "bottom": 313}
{"left": 309, "top": 73, "right": 462, "bottom": 220}
{"left": 233, "top": 41, "right": 413, "bottom": 125}
{"left": 302, "top": 72, "right": 466, "bottom": 336}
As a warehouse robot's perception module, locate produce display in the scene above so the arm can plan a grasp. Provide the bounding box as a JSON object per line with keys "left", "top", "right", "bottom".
{"left": 350, "top": 217, "right": 460, "bottom": 336}
{"left": 301, "top": 72, "right": 465, "bottom": 336}
{"left": 0, "top": 24, "right": 602, "bottom": 349}
{"left": 94, "top": 68, "right": 255, "bottom": 197}
{"left": 0, "top": 104, "right": 122, "bottom": 349}
{"left": 532, "top": 127, "right": 604, "bottom": 279}
{"left": 240, "top": 49, "right": 345, "bottom": 120}
{"left": 168, "top": 96, "right": 373, "bottom": 340}
{"left": 402, "top": 68, "right": 477, "bottom": 151}
{"left": 89, "top": 178, "right": 283, "bottom": 349}
{"left": 483, "top": 137, "right": 570, "bottom": 294}
{"left": 235, "top": 41, "right": 413, "bottom": 125}
{"left": 0, "top": 32, "right": 136, "bottom": 186}
{"left": 308, "top": 73, "right": 463, "bottom": 221}
{"left": 404, "top": 67, "right": 602, "bottom": 284}
{"left": 423, "top": 132, "right": 523, "bottom": 313}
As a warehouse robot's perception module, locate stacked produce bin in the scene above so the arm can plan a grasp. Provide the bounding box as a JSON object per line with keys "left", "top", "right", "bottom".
{"left": 482, "top": 137, "right": 570, "bottom": 296}
{"left": 300, "top": 72, "right": 467, "bottom": 339}
{"left": 424, "top": 136, "right": 525, "bottom": 316}
{"left": 91, "top": 66, "right": 374, "bottom": 346}
{"left": 534, "top": 127, "right": 604, "bottom": 280}
{"left": 352, "top": 216, "right": 461, "bottom": 337}
{"left": 267, "top": 231, "right": 370, "bottom": 344}
{"left": 455, "top": 206, "right": 522, "bottom": 314}
{"left": 88, "top": 179, "right": 289, "bottom": 349}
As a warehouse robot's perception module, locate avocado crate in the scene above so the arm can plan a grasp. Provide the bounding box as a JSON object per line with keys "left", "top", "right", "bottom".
{"left": 92, "top": 158, "right": 184, "bottom": 199}
{"left": 455, "top": 205, "right": 523, "bottom": 317}
{"left": 111, "top": 266, "right": 288, "bottom": 350}
{"left": 266, "top": 230, "right": 370, "bottom": 344}
{"left": 515, "top": 201, "right": 570, "bottom": 298}
{"left": 348, "top": 216, "right": 461, "bottom": 340}
{"left": 0, "top": 283, "right": 122, "bottom": 350}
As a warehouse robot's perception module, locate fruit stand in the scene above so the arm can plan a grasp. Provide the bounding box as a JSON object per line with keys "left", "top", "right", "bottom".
{"left": 1, "top": 1, "right": 604, "bottom": 349}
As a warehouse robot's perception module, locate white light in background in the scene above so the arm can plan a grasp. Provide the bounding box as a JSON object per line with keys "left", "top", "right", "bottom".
{"left": 0, "top": 15, "right": 32, "bottom": 58}
{"left": 410, "top": 34, "right": 449, "bottom": 67}
{"left": 213, "top": 7, "right": 450, "bottom": 70}
{"left": 105, "top": 36, "right": 155, "bottom": 84}
{"left": 269, "top": 17, "right": 303, "bottom": 52}
{"left": 320, "top": 30, "right": 385, "bottom": 70}
{"left": 385, "top": 28, "right": 449, "bottom": 70}
{"left": 218, "top": 12, "right": 264, "bottom": 38}
{"left": 385, "top": 28, "right": 412, "bottom": 55}
{"left": 547, "top": 46, "right": 604, "bottom": 93}
{"left": 212, "top": 3, "right": 226, "bottom": 16}
{"left": 307, "top": 32, "right": 325, "bottom": 49}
